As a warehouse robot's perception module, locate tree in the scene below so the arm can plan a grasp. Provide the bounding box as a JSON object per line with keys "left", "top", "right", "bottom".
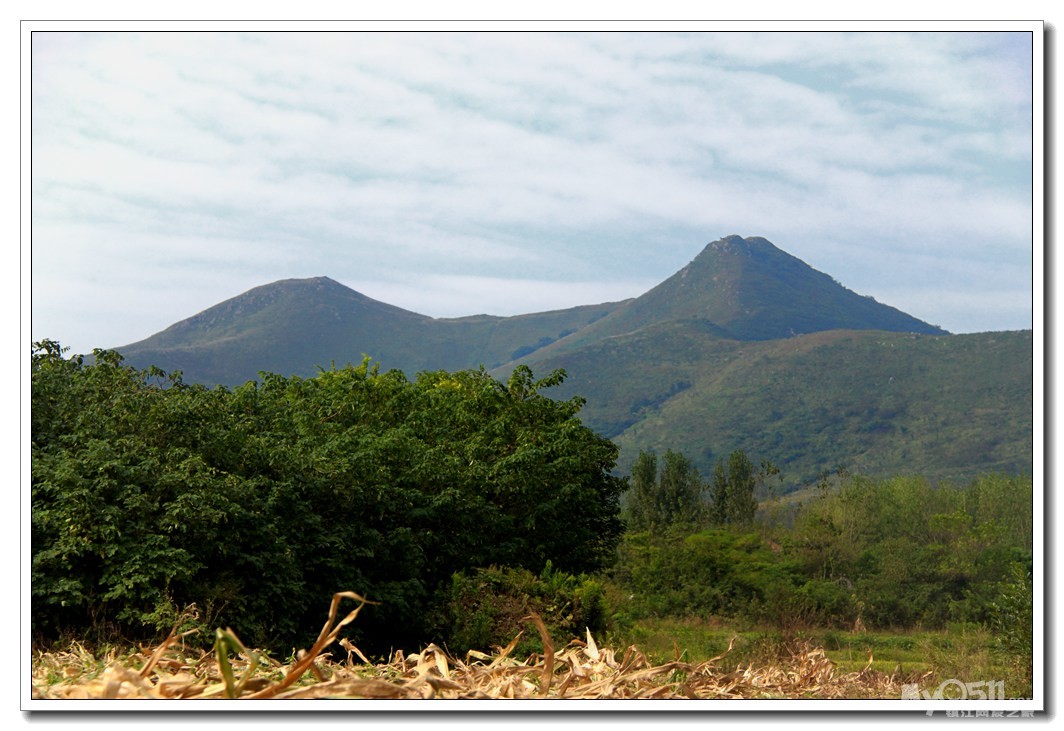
{"left": 625, "top": 450, "right": 658, "bottom": 530}
{"left": 624, "top": 449, "right": 706, "bottom": 529}
{"left": 659, "top": 450, "right": 704, "bottom": 526}
{"left": 710, "top": 449, "right": 777, "bottom": 526}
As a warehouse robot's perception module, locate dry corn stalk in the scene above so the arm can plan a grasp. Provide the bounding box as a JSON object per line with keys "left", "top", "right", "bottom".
{"left": 31, "top": 591, "right": 931, "bottom": 700}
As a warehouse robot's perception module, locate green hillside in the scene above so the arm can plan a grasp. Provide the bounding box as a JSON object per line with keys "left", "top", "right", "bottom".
{"left": 114, "top": 236, "right": 949, "bottom": 386}
{"left": 505, "top": 325, "right": 1033, "bottom": 489}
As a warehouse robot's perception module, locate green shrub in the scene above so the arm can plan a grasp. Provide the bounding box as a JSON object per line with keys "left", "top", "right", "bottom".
{"left": 611, "top": 526, "right": 801, "bottom": 623}
{"left": 985, "top": 562, "right": 1033, "bottom": 696}
{"left": 436, "top": 563, "right": 608, "bottom": 657}
{"left": 794, "top": 579, "right": 860, "bottom": 628}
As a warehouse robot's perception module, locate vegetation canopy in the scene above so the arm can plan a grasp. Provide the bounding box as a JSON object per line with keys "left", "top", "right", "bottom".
{"left": 31, "top": 340, "right": 626, "bottom": 656}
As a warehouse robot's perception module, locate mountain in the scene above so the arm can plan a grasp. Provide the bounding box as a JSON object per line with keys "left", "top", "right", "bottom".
{"left": 113, "top": 276, "right": 626, "bottom": 386}
{"left": 107, "top": 235, "right": 1031, "bottom": 490}
{"left": 114, "top": 235, "right": 945, "bottom": 385}
{"left": 504, "top": 235, "right": 946, "bottom": 363}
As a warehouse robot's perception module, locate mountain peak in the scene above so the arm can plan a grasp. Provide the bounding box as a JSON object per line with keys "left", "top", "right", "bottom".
{"left": 683, "top": 235, "right": 947, "bottom": 339}
{"left": 701, "top": 234, "right": 787, "bottom": 259}
{"left": 534, "top": 234, "right": 946, "bottom": 349}
{"left": 713, "top": 234, "right": 753, "bottom": 248}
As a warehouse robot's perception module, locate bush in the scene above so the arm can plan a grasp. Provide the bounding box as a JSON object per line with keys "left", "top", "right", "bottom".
{"left": 793, "top": 579, "right": 860, "bottom": 628}
{"left": 790, "top": 474, "right": 1033, "bottom": 631}
{"left": 986, "top": 562, "right": 1033, "bottom": 695}
{"left": 437, "top": 563, "right": 608, "bottom": 657}
{"left": 610, "top": 526, "right": 801, "bottom": 623}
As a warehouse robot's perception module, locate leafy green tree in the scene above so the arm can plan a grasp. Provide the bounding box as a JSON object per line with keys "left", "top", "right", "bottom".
{"left": 658, "top": 450, "right": 705, "bottom": 525}
{"left": 625, "top": 450, "right": 659, "bottom": 530}
{"left": 988, "top": 562, "right": 1033, "bottom": 690}
{"left": 788, "top": 474, "right": 1033, "bottom": 630}
{"left": 624, "top": 449, "right": 705, "bottom": 529}
{"left": 611, "top": 525, "right": 802, "bottom": 622}
{"left": 710, "top": 449, "right": 776, "bottom": 526}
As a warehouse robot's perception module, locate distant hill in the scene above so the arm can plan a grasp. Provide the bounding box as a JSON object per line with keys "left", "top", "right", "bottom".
{"left": 113, "top": 276, "right": 625, "bottom": 386}
{"left": 496, "top": 325, "right": 1032, "bottom": 487}
{"left": 107, "top": 235, "right": 1031, "bottom": 490}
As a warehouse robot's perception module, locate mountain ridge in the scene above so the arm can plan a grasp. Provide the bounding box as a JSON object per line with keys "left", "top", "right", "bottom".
{"left": 113, "top": 272, "right": 631, "bottom": 382}
{"left": 113, "top": 235, "right": 947, "bottom": 383}
{"left": 103, "top": 235, "right": 1029, "bottom": 490}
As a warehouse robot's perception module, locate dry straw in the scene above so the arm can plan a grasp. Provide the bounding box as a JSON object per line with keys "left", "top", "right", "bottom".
{"left": 31, "top": 591, "right": 929, "bottom": 700}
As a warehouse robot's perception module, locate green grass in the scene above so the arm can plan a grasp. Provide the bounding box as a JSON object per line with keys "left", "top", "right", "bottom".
{"left": 605, "top": 616, "right": 742, "bottom": 665}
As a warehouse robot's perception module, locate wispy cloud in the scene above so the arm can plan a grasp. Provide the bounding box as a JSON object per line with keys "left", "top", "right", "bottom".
{"left": 30, "top": 28, "right": 1035, "bottom": 353}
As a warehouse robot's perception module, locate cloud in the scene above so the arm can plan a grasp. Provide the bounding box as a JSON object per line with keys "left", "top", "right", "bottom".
{"left": 30, "top": 29, "right": 1035, "bottom": 353}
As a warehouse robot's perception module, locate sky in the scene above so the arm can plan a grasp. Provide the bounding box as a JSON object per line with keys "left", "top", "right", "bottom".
{"left": 28, "top": 26, "right": 1038, "bottom": 356}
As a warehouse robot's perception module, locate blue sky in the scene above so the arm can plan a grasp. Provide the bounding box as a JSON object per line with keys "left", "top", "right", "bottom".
{"left": 29, "top": 27, "right": 1037, "bottom": 355}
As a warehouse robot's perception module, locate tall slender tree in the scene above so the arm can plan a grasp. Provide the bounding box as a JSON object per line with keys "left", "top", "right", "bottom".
{"left": 625, "top": 449, "right": 706, "bottom": 529}
{"left": 659, "top": 450, "right": 704, "bottom": 526}
{"left": 625, "top": 450, "right": 659, "bottom": 530}
{"left": 710, "top": 449, "right": 776, "bottom": 526}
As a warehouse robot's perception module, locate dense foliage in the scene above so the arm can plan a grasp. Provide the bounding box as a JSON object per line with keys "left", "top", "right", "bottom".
{"left": 31, "top": 335, "right": 1033, "bottom": 688}
{"left": 611, "top": 472, "right": 1033, "bottom": 638}
{"left": 531, "top": 328, "right": 1033, "bottom": 488}
{"left": 624, "top": 447, "right": 777, "bottom": 530}
{"left": 437, "top": 561, "right": 608, "bottom": 658}
{"left": 31, "top": 341, "right": 625, "bottom": 655}
{"left": 624, "top": 449, "right": 704, "bottom": 529}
